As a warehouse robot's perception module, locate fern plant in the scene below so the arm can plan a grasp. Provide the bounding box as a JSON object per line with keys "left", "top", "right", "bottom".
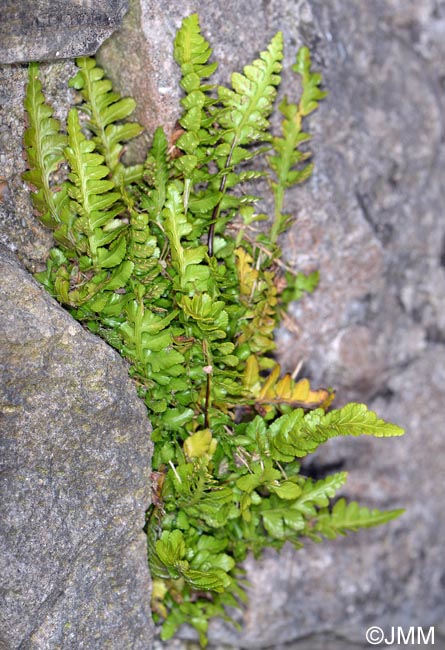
{"left": 23, "top": 15, "right": 404, "bottom": 647}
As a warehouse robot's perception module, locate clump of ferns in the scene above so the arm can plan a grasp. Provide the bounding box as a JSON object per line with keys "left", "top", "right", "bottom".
{"left": 23, "top": 14, "right": 404, "bottom": 647}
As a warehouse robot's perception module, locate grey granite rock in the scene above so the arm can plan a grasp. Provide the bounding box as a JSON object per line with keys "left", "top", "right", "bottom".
{"left": 1, "top": 0, "right": 444, "bottom": 648}
{"left": 0, "top": 0, "right": 129, "bottom": 64}
{"left": 0, "top": 246, "right": 154, "bottom": 649}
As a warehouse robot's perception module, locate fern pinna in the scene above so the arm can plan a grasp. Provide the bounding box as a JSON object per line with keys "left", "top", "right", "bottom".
{"left": 23, "top": 14, "right": 404, "bottom": 647}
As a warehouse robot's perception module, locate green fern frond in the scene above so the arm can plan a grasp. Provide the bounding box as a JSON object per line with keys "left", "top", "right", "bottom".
{"left": 23, "top": 62, "right": 69, "bottom": 229}
{"left": 235, "top": 249, "right": 278, "bottom": 357}
{"left": 203, "top": 32, "right": 283, "bottom": 255}
{"left": 270, "top": 403, "right": 404, "bottom": 461}
{"left": 315, "top": 402, "right": 405, "bottom": 438}
{"left": 141, "top": 126, "right": 169, "bottom": 221}
{"left": 173, "top": 15, "right": 217, "bottom": 161}
{"left": 118, "top": 289, "right": 183, "bottom": 392}
{"left": 70, "top": 57, "right": 144, "bottom": 182}
{"left": 64, "top": 108, "right": 126, "bottom": 269}
{"left": 173, "top": 14, "right": 221, "bottom": 226}
{"left": 119, "top": 186, "right": 161, "bottom": 280}
{"left": 163, "top": 184, "right": 210, "bottom": 292}
{"left": 293, "top": 46, "right": 328, "bottom": 116}
{"left": 173, "top": 12, "right": 218, "bottom": 145}
{"left": 179, "top": 293, "right": 229, "bottom": 342}
{"left": 261, "top": 502, "right": 305, "bottom": 540}
{"left": 294, "top": 472, "right": 348, "bottom": 517}
{"left": 268, "top": 46, "right": 328, "bottom": 243}
{"left": 218, "top": 31, "right": 283, "bottom": 146}
{"left": 313, "top": 498, "right": 404, "bottom": 540}
{"left": 174, "top": 14, "right": 217, "bottom": 87}
{"left": 238, "top": 469, "right": 347, "bottom": 543}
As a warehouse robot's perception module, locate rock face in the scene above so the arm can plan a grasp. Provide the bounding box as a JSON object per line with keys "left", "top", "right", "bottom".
{"left": 98, "top": 1, "right": 445, "bottom": 648}
{"left": 0, "top": 247, "right": 154, "bottom": 649}
{"left": 1, "top": 0, "right": 445, "bottom": 648}
{"left": 98, "top": 1, "right": 445, "bottom": 647}
{"left": 0, "top": 0, "right": 129, "bottom": 64}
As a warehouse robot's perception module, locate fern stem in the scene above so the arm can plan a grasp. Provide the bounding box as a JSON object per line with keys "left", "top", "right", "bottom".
{"left": 202, "top": 339, "right": 212, "bottom": 429}
{"left": 134, "top": 298, "right": 145, "bottom": 364}
{"left": 270, "top": 183, "right": 285, "bottom": 245}
{"left": 204, "top": 374, "right": 211, "bottom": 429}
{"left": 207, "top": 138, "right": 236, "bottom": 256}
{"left": 183, "top": 178, "right": 191, "bottom": 216}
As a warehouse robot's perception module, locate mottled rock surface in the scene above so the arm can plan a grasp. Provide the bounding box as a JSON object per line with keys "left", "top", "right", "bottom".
{"left": 0, "top": 246, "right": 153, "bottom": 649}
{"left": 0, "top": 0, "right": 129, "bottom": 64}
{"left": 98, "top": 1, "right": 445, "bottom": 648}
{"left": 98, "top": 1, "right": 445, "bottom": 647}
{"left": 1, "top": 0, "right": 444, "bottom": 648}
